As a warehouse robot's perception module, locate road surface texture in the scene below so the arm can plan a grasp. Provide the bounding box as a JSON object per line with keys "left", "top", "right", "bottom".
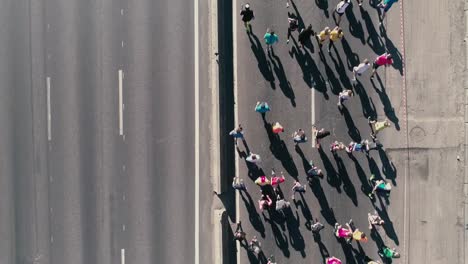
{"left": 0, "top": 0, "right": 215, "bottom": 264}
{"left": 232, "top": 0, "right": 465, "bottom": 263}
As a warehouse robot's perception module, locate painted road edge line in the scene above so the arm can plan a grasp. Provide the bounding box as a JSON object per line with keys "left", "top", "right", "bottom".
{"left": 194, "top": 0, "right": 200, "bottom": 262}
{"left": 118, "top": 69, "right": 124, "bottom": 136}
{"left": 311, "top": 88, "right": 316, "bottom": 148}
{"left": 47, "top": 77, "right": 51, "bottom": 141}
{"left": 121, "top": 248, "right": 125, "bottom": 264}
{"left": 232, "top": 0, "right": 240, "bottom": 263}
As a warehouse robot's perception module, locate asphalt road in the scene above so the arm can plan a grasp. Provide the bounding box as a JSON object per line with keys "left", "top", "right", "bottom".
{"left": 234, "top": 0, "right": 404, "bottom": 263}
{"left": 0, "top": 0, "right": 208, "bottom": 263}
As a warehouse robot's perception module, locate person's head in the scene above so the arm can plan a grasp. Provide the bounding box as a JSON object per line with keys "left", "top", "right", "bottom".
{"left": 338, "top": 29, "right": 343, "bottom": 34}
{"left": 386, "top": 54, "right": 393, "bottom": 59}
{"left": 364, "top": 58, "right": 369, "bottom": 64}
{"left": 270, "top": 30, "right": 275, "bottom": 35}
{"left": 245, "top": 3, "right": 250, "bottom": 9}
{"left": 384, "top": 120, "right": 391, "bottom": 127}
{"left": 307, "top": 24, "right": 312, "bottom": 30}
{"left": 251, "top": 154, "right": 257, "bottom": 160}
{"left": 324, "top": 27, "right": 330, "bottom": 34}
{"left": 361, "top": 233, "right": 366, "bottom": 239}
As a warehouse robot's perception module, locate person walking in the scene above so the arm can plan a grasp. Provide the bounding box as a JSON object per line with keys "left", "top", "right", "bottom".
{"left": 264, "top": 28, "right": 279, "bottom": 53}
{"left": 368, "top": 211, "right": 385, "bottom": 229}
{"left": 272, "top": 122, "right": 284, "bottom": 134}
{"left": 328, "top": 26, "right": 344, "bottom": 53}
{"left": 333, "top": 0, "right": 351, "bottom": 25}
{"left": 240, "top": 4, "right": 255, "bottom": 32}
{"left": 291, "top": 180, "right": 306, "bottom": 199}
{"left": 298, "top": 24, "right": 314, "bottom": 49}
{"left": 330, "top": 141, "right": 346, "bottom": 153}
{"left": 255, "top": 101, "right": 270, "bottom": 114}
{"left": 258, "top": 194, "right": 273, "bottom": 212}
{"left": 312, "top": 125, "right": 331, "bottom": 148}
{"left": 229, "top": 124, "right": 244, "bottom": 145}
{"left": 352, "top": 59, "right": 371, "bottom": 81}
{"left": 371, "top": 53, "right": 393, "bottom": 78}
{"left": 378, "top": 0, "right": 398, "bottom": 24}
{"left": 368, "top": 117, "right": 391, "bottom": 139}
{"left": 286, "top": 13, "right": 299, "bottom": 44}
{"left": 316, "top": 26, "right": 330, "bottom": 48}
{"left": 255, "top": 175, "right": 271, "bottom": 186}
{"left": 292, "top": 128, "right": 307, "bottom": 145}
{"left": 246, "top": 153, "right": 261, "bottom": 163}
{"left": 337, "top": 89, "right": 354, "bottom": 107}
{"left": 232, "top": 177, "right": 247, "bottom": 191}
{"left": 233, "top": 221, "right": 247, "bottom": 243}
{"left": 270, "top": 169, "right": 285, "bottom": 189}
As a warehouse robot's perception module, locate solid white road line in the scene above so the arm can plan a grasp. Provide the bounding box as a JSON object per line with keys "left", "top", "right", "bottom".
{"left": 121, "top": 249, "right": 125, "bottom": 264}
{"left": 194, "top": 0, "right": 200, "bottom": 263}
{"left": 118, "top": 70, "right": 124, "bottom": 136}
{"left": 47, "top": 77, "right": 51, "bottom": 141}
{"left": 311, "top": 88, "right": 316, "bottom": 147}
{"left": 232, "top": 0, "right": 240, "bottom": 263}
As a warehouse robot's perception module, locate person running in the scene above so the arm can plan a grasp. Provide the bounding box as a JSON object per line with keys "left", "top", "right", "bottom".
{"left": 267, "top": 255, "right": 277, "bottom": 264}
{"left": 298, "top": 24, "right": 314, "bottom": 49}
{"left": 255, "top": 101, "right": 271, "bottom": 114}
{"left": 232, "top": 176, "right": 247, "bottom": 191}
{"left": 264, "top": 28, "right": 279, "bottom": 53}
{"left": 286, "top": 13, "right": 299, "bottom": 44}
{"left": 272, "top": 122, "right": 284, "bottom": 134}
{"left": 307, "top": 160, "right": 323, "bottom": 180}
{"left": 229, "top": 124, "right": 244, "bottom": 145}
{"left": 291, "top": 180, "right": 306, "bottom": 199}
{"left": 315, "top": 26, "right": 330, "bottom": 48}
{"left": 328, "top": 26, "right": 344, "bottom": 53}
{"left": 275, "top": 194, "right": 291, "bottom": 212}
{"left": 333, "top": 0, "right": 351, "bottom": 25}
{"left": 330, "top": 141, "right": 346, "bottom": 153}
{"left": 352, "top": 59, "right": 371, "bottom": 81}
{"left": 368, "top": 211, "right": 385, "bottom": 229}
{"left": 240, "top": 4, "right": 255, "bottom": 32}
{"left": 368, "top": 117, "right": 391, "bottom": 139}
{"left": 371, "top": 53, "right": 393, "bottom": 78}
{"left": 233, "top": 221, "right": 247, "bottom": 242}
{"left": 311, "top": 218, "right": 325, "bottom": 233}
{"left": 246, "top": 153, "right": 261, "bottom": 163}
{"left": 270, "top": 169, "right": 285, "bottom": 188}
{"left": 346, "top": 140, "right": 369, "bottom": 154}
{"left": 379, "top": 246, "right": 400, "bottom": 259}
{"left": 249, "top": 236, "right": 262, "bottom": 254}
{"left": 326, "top": 256, "right": 343, "bottom": 264}
{"left": 352, "top": 228, "right": 368, "bottom": 243}
{"left": 369, "top": 176, "right": 391, "bottom": 196}
{"left": 334, "top": 222, "right": 353, "bottom": 240}
{"left": 337, "top": 89, "right": 354, "bottom": 106}
{"left": 255, "top": 175, "right": 271, "bottom": 186}
{"left": 258, "top": 194, "right": 273, "bottom": 212}
{"left": 378, "top": 0, "right": 398, "bottom": 24}
{"left": 292, "top": 128, "right": 307, "bottom": 145}
{"left": 312, "top": 125, "right": 331, "bottom": 148}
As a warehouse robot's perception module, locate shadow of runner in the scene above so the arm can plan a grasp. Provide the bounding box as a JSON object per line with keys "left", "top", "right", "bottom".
{"left": 248, "top": 33, "right": 276, "bottom": 89}
{"left": 240, "top": 191, "right": 266, "bottom": 238}
{"left": 309, "top": 178, "right": 337, "bottom": 225}
{"left": 284, "top": 208, "right": 306, "bottom": 257}
{"left": 378, "top": 148, "right": 397, "bottom": 185}
{"left": 333, "top": 153, "right": 358, "bottom": 206}
{"left": 341, "top": 38, "right": 361, "bottom": 71}
{"left": 269, "top": 50, "right": 297, "bottom": 107}
{"left": 380, "top": 26, "right": 404, "bottom": 76}
{"left": 375, "top": 197, "right": 399, "bottom": 245}
{"left": 294, "top": 144, "right": 313, "bottom": 174}
{"left": 360, "top": 7, "right": 385, "bottom": 55}
{"left": 315, "top": 0, "right": 330, "bottom": 18}
{"left": 317, "top": 147, "right": 342, "bottom": 192}
{"left": 349, "top": 155, "right": 374, "bottom": 196}
{"left": 293, "top": 192, "right": 314, "bottom": 229}
{"left": 354, "top": 80, "right": 378, "bottom": 119}
{"left": 339, "top": 105, "right": 362, "bottom": 142}
{"left": 338, "top": 239, "right": 358, "bottom": 264}
{"left": 345, "top": 3, "right": 365, "bottom": 44}
{"left": 323, "top": 56, "right": 343, "bottom": 95}
{"left": 330, "top": 45, "right": 353, "bottom": 89}
{"left": 370, "top": 76, "right": 400, "bottom": 130}
{"left": 263, "top": 212, "right": 291, "bottom": 257}
{"left": 263, "top": 120, "right": 299, "bottom": 179}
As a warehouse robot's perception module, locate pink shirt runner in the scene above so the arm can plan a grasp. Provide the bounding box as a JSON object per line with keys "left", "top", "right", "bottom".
{"left": 375, "top": 54, "right": 393, "bottom": 66}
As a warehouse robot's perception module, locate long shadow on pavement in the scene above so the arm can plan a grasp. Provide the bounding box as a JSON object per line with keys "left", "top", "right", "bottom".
{"left": 313, "top": 233, "right": 331, "bottom": 263}
{"left": 370, "top": 76, "right": 400, "bottom": 131}
{"left": 317, "top": 146, "right": 342, "bottom": 193}
{"left": 380, "top": 26, "right": 404, "bottom": 76}
{"left": 339, "top": 105, "right": 362, "bottom": 142}
{"left": 309, "top": 178, "right": 337, "bottom": 225}
{"left": 293, "top": 192, "right": 314, "bottom": 230}
{"left": 378, "top": 148, "right": 397, "bottom": 185}
{"left": 240, "top": 190, "right": 266, "bottom": 238}
{"left": 263, "top": 120, "right": 299, "bottom": 179}
{"left": 263, "top": 212, "right": 291, "bottom": 257}
{"left": 354, "top": 80, "right": 378, "bottom": 119}
{"left": 375, "top": 195, "right": 400, "bottom": 245}
{"left": 342, "top": 38, "right": 361, "bottom": 71}
{"left": 284, "top": 207, "right": 306, "bottom": 257}
{"left": 349, "top": 155, "right": 374, "bottom": 196}
{"left": 333, "top": 153, "right": 358, "bottom": 206}
{"left": 338, "top": 239, "right": 358, "bottom": 264}
{"left": 269, "top": 50, "right": 297, "bottom": 107}
{"left": 345, "top": 3, "right": 366, "bottom": 45}
{"left": 314, "top": 0, "right": 330, "bottom": 18}
{"left": 322, "top": 54, "right": 343, "bottom": 95}
{"left": 247, "top": 33, "right": 276, "bottom": 89}
{"left": 330, "top": 45, "right": 353, "bottom": 89}
{"left": 360, "top": 7, "right": 386, "bottom": 55}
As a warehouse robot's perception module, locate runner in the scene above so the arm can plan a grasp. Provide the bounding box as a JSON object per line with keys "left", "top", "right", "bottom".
{"left": 275, "top": 194, "right": 291, "bottom": 213}
{"left": 312, "top": 125, "right": 331, "bottom": 148}
{"left": 352, "top": 59, "right": 371, "bottom": 81}
{"left": 232, "top": 176, "right": 247, "bottom": 191}
{"left": 310, "top": 218, "right": 325, "bottom": 233}
{"left": 246, "top": 153, "right": 261, "bottom": 164}
{"left": 272, "top": 122, "right": 284, "bottom": 134}
{"left": 371, "top": 53, "right": 393, "bottom": 78}
{"left": 292, "top": 128, "right": 308, "bottom": 145}
{"left": 255, "top": 175, "right": 271, "bottom": 186}
{"left": 334, "top": 222, "right": 353, "bottom": 243}
{"left": 307, "top": 160, "right": 323, "bottom": 180}
{"left": 328, "top": 26, "right": 344, "bottom": 53}
{"left": 326, "top": 256, "right": 342, "bottom": 264}
{"left": 291, "top": 180, "right": 307, "bottom": 199}
{"left": 270, "top": 169, "right": 285, "bottom": 189}
{"left": 267, "top": 255, "right": 277, "bottom": 264}
{"left": 379, "top": 246, "right": 401, "bottom": 259}
{"left": 233, "top": 221, "right": 247, "bottom": 242}
{"left": 249, "top": 236, "right": 262, "bottom": 255}
{"left": 368, "top": 211, "right": 385, "bottom": 229}
{"left": 240, "top": 4, "right": 255, "bottom": 33}
{"left": 264, "top": 28, "right": 279, "bottom": 53}
{"left": 258, "top": 194, "right": 273, "bottom": 212}
{"left": 330, "top": 141, "right": 346, "bottom": 153}
{"left": 368, "top": 117, "right": 391, "bottom": 139}
{"left": 333, "top": 0, "right": 351, "bottom": 25}
{"left": 352, "top": 228, "right": 368, "bottom": 243}
{"left": 346, "top": 141, "right": 369, "bottom": 154}
{"left": 298, "top": 24, "right": 314, "bottom": 49}
{"left": 337, "top": 89, "right": 354, "bottom": 107}
{"left": 255, "top": 101, "right": 271, "bottom": 114}
{"left": 369, "top": 174, "right": 392, "bottom": 197}
{"left": 315, "top": 26, "right": 330, "bottom": 48}
{"left": 378, "top": 0, "right": 399, "bottom": 24}
{"left": 286, "top": 13, "right": 299, "bottom": 44}
{"left": 229, "top": 124, "right": 244, "bottom": 145}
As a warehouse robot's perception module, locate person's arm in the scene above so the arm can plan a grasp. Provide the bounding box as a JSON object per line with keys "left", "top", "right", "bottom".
{"left": 267, "top": 196, "right": 273, "bottom": 205}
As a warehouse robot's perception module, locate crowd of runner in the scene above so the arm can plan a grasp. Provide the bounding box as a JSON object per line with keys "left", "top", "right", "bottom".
{"left": 234, "top": 0, "right": 400, "bottom": 263}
